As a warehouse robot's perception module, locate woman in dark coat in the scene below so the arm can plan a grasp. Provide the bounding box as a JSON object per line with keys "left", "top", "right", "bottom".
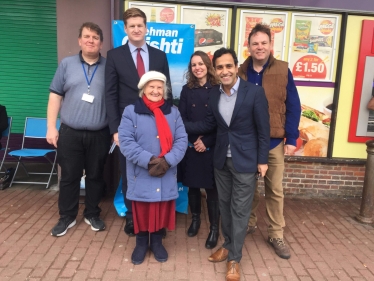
{"left": 178, "top": 51, "right": 220, "bottom": 249}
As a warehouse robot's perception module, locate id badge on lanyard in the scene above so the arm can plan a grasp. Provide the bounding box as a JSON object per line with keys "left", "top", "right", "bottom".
{"left": 81, "top": 62, "right": 98, "bottom": 103}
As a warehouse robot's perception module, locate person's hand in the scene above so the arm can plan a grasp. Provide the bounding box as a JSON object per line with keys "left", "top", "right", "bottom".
{"left": 284, "top": 144, "right": 296, "bottom": 156}
{"left": 113, "top": 132, "right": 119, "bottom": 146}
{"left": 148, "top": 156, "right": 159, "bottom": 171}
{"left": 193, "top": 136, "right": 206, "bottom": 152}
{"left": 257, "top": 164, "right": 268, "bottom": 178}
{"left": 46, "top": 127, "right": 59, "bottom": 148}
{"left": 148, "top": 157, "right": 170, "bottom": 177}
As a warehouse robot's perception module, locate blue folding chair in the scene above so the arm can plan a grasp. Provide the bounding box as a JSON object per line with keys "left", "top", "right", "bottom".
{"left": 0, "top": 117, "right": 12, "bottom": 173}
{"left": 9, "top": 117, "right": 60, "bottom": 188}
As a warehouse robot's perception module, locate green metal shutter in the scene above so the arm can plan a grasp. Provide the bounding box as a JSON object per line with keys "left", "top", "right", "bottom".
{"left": 0, "top": 0, "right": 57, "bottom": 133}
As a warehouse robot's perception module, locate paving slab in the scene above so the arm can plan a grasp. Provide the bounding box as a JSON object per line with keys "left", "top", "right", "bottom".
{"left": 1, "top": 185, "right": 374, "bottom": 281}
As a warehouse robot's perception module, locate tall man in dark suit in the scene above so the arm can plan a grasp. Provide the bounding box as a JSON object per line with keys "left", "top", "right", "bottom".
{"left": 105, "top": 8, "right": 171, "bottom": 236}
{"left": 184, "top": 48, "right": 270, "bottom": 281}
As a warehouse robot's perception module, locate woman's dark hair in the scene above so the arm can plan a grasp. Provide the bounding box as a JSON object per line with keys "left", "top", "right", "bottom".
{"left": 185, "top": 51, "right": 219, "bottom": 89}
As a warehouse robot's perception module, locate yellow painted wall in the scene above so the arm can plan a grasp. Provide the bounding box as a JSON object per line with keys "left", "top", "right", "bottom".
{"left": 332, "top": 15, "right": 374, "bottom": 159}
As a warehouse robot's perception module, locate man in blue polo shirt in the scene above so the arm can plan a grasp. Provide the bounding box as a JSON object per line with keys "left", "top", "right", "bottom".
{"left": 46, "top": 22, "right": 110, "bottom": 237}
{"left": 238, "top": 23, "right": 301, "bottom": 259}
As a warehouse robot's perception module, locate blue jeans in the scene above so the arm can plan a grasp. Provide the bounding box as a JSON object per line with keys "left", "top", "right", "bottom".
{"left": 57, "top": 124, "right": 110, "bottom": 218}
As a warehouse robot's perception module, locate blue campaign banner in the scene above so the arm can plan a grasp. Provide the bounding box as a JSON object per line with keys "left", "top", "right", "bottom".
{"left": 113, "top": 176, "right": 188, "bottom": 215}
{"left": 112, "top": 21, "right": 195, "bottom": 100}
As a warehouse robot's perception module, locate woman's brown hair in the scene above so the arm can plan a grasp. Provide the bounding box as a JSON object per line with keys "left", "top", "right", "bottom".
{"left": 185, "top": 51, "right": 219, "bottom": 89}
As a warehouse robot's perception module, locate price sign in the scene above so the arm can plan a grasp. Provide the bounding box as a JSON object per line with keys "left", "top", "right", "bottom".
{"left": 292, "top": 55, "right": 327, "bottom": 79}
{"left": 288, "top": 13, "right": 338, "bottom": 81}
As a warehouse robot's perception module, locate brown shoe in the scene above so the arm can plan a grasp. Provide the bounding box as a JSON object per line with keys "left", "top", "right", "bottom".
{"left": 208, "top": 247, "right": 228, "bottom": 262}
{"left": 226, "top": 261, "right": 240, "bottom": 281}
{"left": 246, "top": 225, "right": 257, "bottom": 235}
{"left": 268, "top": 237, "right": 291, "bottom": 259}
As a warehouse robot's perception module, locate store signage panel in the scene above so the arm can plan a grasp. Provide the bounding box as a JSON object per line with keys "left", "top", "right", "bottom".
{"left": 355, "top": 56, "right": 374, "bottom": 137}
{"left": 181, "top": 6, "right": 230, "bottom": 59}
{"left": 349, "top": 20, "right": 374, "bottom": 142}
{"left": 288, "top": 13, "right": 339, "bottom": 82}
{"left": 237, "top": 10, "right": 288, "bottom": 64}
{"left": 129, "top": 2, "right": 177, "bottom": 23}
{"left": 212, "top": 0, "right": 374, "bottom": 13}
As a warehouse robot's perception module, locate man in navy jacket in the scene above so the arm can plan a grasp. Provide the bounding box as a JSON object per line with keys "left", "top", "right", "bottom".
{"left": 184, "top": 48, "right": 270, "bottom": 281}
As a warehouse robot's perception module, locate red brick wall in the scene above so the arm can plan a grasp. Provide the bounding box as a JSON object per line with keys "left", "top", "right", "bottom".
{"left": 2, "top": 134, "right": 367, "bottom": 197}
{"left": 257, "top": 161, "right": 366, "bottom": 198}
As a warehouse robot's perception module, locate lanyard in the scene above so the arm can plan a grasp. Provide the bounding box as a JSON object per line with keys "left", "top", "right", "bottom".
{"left": 81, "top": 62, "right": 99, "bottom": 94}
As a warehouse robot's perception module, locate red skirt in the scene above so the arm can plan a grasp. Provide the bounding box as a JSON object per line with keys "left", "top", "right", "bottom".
{"left": 132, "top": 200, "right": 176, "bottom": 234}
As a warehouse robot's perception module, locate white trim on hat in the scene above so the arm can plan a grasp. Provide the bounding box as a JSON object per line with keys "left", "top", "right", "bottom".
{"left": 138, "top": 71, "right": 167, "bottom": 90}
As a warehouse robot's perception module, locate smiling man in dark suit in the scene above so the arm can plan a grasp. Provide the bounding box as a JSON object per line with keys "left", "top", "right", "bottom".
{"left": 184, "top": 48, "right": 270, "bottom": 281}
{"left": 105, "top": 8, "right": 171, "bottom": 236}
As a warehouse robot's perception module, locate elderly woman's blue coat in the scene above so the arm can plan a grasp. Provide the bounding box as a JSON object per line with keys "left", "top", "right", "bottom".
{"left": 118, "top": 98, "right": 188, "bottom": 202}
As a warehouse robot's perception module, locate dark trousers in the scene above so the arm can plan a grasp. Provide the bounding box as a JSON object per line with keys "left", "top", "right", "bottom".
{"left": 57, "top": 124, "right": 111, "bottom": 218}
{"left": 119, "top": 152, "right": 132, "bottom": 219}
{"left": 214, "top": 157, "right": 256, "bottom": 262}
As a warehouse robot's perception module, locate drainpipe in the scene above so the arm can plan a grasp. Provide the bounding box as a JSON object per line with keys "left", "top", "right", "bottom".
{"left": 356, "top": 140, "right": 374, "bottom": 224}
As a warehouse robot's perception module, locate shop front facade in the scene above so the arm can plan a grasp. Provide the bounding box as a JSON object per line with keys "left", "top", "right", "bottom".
{"left": 1, "top": 0, "right": 373, "bottom": 196}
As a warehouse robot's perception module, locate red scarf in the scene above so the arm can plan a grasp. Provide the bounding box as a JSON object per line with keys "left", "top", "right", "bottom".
{"left": 142, "top": 95, "right": 173, "bottom": 157}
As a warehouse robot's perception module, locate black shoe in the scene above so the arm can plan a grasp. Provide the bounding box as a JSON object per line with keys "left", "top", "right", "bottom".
{"left": 0, "top": 178, "right": 10, "bottom": 190}
{"left": 0, "top": 168, "right": 15, "bottom": 190}
{"left": 51, "top": 216, "right": 76, "bottom": 237}
{"left": 187, "top": 214, "right": 201, "bottom": 237}
{"left": 84, "top": 216, "right": 105, "bottom": 231}
{"left": 187, "top": 192, "right": 201, "bottom": 237}
{"left": 132, "top": 233, "right": 149, "bottom": 265}
{"left": 205, "top": 226, "right": 219, "bottom": 249}
{"left": 150, "top": 232, "right": 168, "bottom": 262}
{"left": 124, "top": 218, "right": 135, "bottom": 236}
{"left": 205, "top": 200, "right": 220, "bottom": 249}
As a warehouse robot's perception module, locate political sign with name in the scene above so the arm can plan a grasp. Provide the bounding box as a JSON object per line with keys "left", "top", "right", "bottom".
{"left": 112, "top": 21, "right": 195, "bottom": 101}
